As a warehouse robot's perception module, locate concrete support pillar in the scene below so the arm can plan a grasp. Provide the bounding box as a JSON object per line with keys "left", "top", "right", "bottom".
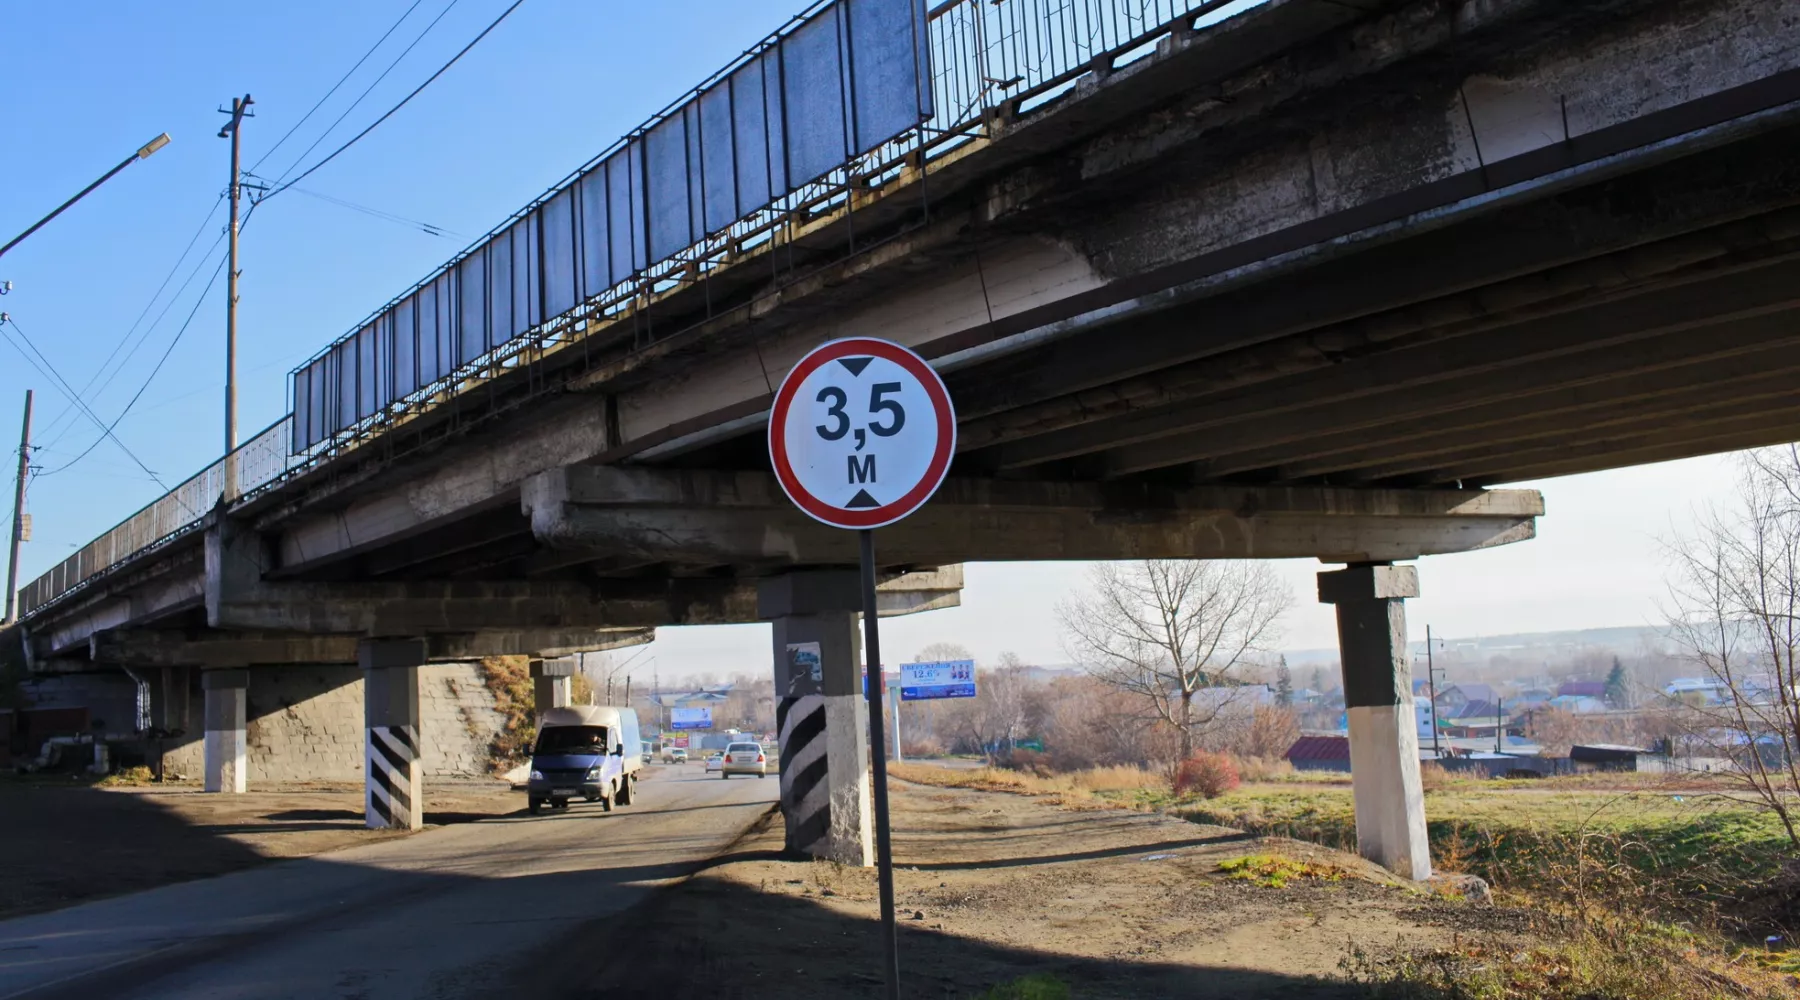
{"left": 530, "top": 657, "right": 574, "bottom": 713}
{"left": 1319, "top": 563, "right": 1430, "bottom": 881}
{"left": 202, "top": 669, "right": 247, "bottom": 794}
{"left": 761, "top": 572, "right": 873, "bottom": 867}
{"left": 159, "top": 666, "right": 192, "bottom": 734}
{"left": 360, "top": 639, "right": 424, "bottom": 831}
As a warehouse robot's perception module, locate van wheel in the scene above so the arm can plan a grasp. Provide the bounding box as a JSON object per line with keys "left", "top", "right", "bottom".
{"left": 600, "top": 783, "right": 615, "bottom": 812}
{"left": 617, "top": 776, "right": 634, "bottom": 806}
{"left": 528, "top": 798, "right": 542, "bottom": 815}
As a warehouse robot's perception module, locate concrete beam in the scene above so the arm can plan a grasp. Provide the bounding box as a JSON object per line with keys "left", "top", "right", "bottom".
{"left": 524, "top": 467, "right": 1541, "bottom": 564}
{"left": 84, "top": 627, "right": 653, "bottom": 667}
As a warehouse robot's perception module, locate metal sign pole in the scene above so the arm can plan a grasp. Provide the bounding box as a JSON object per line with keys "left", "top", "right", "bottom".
{"left": 859, "top": 527, "right": 901, "bottom": 1000}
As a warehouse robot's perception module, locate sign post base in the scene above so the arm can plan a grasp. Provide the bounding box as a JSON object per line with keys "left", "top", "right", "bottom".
{"left": 859, "top": 528, "right": 901, "bottom": 1000}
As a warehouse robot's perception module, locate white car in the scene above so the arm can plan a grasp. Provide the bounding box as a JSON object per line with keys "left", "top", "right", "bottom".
{"left": 721, "top": 741, "right": 767, "bottom": 778}
{"left": 703, "top": 752, "right": 724, "bottom": 773}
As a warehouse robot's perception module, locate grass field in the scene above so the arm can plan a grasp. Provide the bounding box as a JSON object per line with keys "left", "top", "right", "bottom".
{"left": 889, "top": 759, "right": 1800, "bottom": 990}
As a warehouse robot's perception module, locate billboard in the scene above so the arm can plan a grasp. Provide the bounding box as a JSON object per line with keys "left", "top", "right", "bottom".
{"left": 670, "top": 707, "right": 713, "bottom": 731}
{"left": 899, "top": 660, "right": 975, "bottom": 701}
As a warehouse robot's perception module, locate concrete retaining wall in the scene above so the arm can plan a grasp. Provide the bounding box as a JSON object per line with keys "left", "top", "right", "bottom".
{"left": 144, "top": 662, "right": 507, "bottom": 784}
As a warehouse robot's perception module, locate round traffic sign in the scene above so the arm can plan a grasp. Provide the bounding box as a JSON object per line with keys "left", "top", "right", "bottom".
{"left": 769, "top": 337, "right": 956, "bottom": 530}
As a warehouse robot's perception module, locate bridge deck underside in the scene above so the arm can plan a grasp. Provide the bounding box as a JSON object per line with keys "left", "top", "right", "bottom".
{"left": 266, "top": 115, "right": 1800, "bottom": 587}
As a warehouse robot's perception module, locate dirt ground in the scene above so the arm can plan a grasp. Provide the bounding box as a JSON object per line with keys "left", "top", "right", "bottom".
{"left": 0, "top": 778, "right": 520, "bottom": 919}
{"left": 542, "top": 779, "right": 1516, "bottom": 999}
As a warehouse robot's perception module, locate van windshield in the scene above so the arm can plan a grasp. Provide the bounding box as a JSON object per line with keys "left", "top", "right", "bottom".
{"left": 536, "top": 726, "right": 610, "bottom": 755}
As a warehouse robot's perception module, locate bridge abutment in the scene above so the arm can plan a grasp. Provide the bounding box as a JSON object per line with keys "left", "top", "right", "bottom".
{"left": 201, "top": 669, "right": 248, "bottom": 794}
{"left": 762, "top": 572, "right": 873, "bottom": 867}
{"left": 360, "top": 640, "right": 425, "bottom": 831}
{"left": 1319, "top": 564, "right": 1430, "bottom": 881}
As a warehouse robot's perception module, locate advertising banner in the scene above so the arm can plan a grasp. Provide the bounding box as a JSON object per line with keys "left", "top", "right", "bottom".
{"left": 899, "top": 660, "right": 976, "bottom": 701}
{"left": 670, "top": 707, "right": 713, "bottom": 730}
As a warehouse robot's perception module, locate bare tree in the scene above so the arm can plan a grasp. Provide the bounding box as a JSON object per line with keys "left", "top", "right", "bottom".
{"left": 1061, "top": 560, "right": 1291, "bottom": 760}
{"left": 1663, "top": 444, "right": 1800, "bottom": 849}
{"left": 939, "top": 664, "right": 1031, "bottom": 763}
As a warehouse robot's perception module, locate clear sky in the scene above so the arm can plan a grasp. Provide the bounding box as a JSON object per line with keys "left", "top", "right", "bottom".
{"left": 0, "top": 2, "right": 1752, "bottom": 682}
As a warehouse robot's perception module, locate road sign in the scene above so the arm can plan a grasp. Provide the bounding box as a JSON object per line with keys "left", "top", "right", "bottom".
{"left": 669, "top": 707, "right": 712, "bottom": 731}
{"left": 768, "top": 336, "right": 957, "bottom": 1000}
{"left": 769, "top": 337, "right": 956, "bottom": 530}
{"left": 900, "top": 660, "right": 976, "bottom": 701}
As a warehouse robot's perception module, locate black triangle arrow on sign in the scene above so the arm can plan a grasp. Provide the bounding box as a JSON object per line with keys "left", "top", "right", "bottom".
{"left": 845, "top": 489, "right": 880, "bottom": 508}
{"left": 837, "top": 357, "right": 873, "bottom": 377}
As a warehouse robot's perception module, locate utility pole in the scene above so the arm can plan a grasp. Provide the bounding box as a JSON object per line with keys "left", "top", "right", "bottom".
{"left": 1425, "top": 624, "right": 1442, "bottom": 759}
{"left": 4, "top": 390, "right": 32, "bottom": 626}
{"left": 218, "top": 95, "right": 253, "bottom": 462}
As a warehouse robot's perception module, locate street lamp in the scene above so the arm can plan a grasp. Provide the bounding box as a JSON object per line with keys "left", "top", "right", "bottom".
{"left": 0, "top": 133, "right": 172, "bottom": 259}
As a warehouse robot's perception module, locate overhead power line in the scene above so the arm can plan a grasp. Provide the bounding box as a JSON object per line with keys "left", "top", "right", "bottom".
{"left": 249, "top": 0, "right": 433, "bottom": 175}
{"left": 34, "top": 251, "right": 231, "bottom": 478}
{"left": 267, "top": 0, "right": 526, "bottom": 199}
{"left": 0, "top": 315, "right": 169, "bottom": 489}
{"left": 244, "top": 178, "right": 460, "bottom": 238}
{"left": 269, "top": 0, "right": 465, "bottom": 186}
{"left": 36, "top": 224, "right": 230, "bottom": 453}
{"left": 34, "top": 194, "right": 226, "bottom": 448}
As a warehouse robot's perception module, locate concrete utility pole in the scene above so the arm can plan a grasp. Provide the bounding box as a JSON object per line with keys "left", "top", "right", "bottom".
{"left": 4, "top": 390, "right": 32, "bottom": 625}
{"left": 218, "top": 95, "right": 253, "bottom": 459}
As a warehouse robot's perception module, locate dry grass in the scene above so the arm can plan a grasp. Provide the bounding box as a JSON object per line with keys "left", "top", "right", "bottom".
{"left": 886, "top": 762, "right": 1158, "bottom": 810}
{"left": 1343, "top": 929, "right": 1798, "bottom": 1000}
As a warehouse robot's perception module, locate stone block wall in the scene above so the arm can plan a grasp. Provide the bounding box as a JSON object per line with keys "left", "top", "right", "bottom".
{"left": 144, "top": 661, "right": 506, "bottom": 784}
{"left": 244, "top": 665, "right": 364, "bottom": 783}
{"left": 420, "top": 662, "right": 507, "bottom": 779}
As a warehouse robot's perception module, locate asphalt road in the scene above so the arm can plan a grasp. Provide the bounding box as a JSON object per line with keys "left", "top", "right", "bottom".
{"left": 0, "top": 765, "right": 777, "bottom": 1000}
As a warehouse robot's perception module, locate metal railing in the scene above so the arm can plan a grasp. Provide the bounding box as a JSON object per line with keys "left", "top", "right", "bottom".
{"left": 16, "top": 0, "right": 1258, "bottom": 618}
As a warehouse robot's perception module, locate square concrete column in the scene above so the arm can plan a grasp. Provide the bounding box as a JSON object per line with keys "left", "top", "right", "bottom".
{"left": 159, "top": 666, "right": 192, "bottom": 734}
{"left": 761, "top": 571, "right": 873, "bottom": 867}
{"left": 361, "top": 639, "right": 425, "bottom": 831}
{"left": 530, "top": 657, "right": 574, "bottom": 712}
{"left": 202, "top": 669, "right": 248, "bottom": 794}
{"left": 1320, "top": 563, "right": 1430, "bottom": 881}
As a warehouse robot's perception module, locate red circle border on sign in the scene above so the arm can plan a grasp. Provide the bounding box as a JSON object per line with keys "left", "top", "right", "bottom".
{"left": 768, "top": 337, "right": 957, "bottom": 530}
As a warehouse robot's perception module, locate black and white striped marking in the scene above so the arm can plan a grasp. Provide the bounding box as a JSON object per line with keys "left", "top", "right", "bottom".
{"left": 777, "top": 695, "right": 830, "bottom": 853}
{"left": 365, "top": 724, "right": 418, "bottom": 830}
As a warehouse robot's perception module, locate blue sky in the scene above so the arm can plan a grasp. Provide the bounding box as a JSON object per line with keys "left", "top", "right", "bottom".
{"left": 1, "top": 0, "right": 793, "bottom": 577}
{"left": 0, "top": 1, "right": 1748, "bottom": 679}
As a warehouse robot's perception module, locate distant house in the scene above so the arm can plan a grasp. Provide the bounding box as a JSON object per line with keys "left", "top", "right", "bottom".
{"left": 1514, "top": 686, "right": 1556, "bottom": 708}
{"left": 1556, "top": 681, "right": 1607, "bottom": 699}
{"left": 1435, "top": 684, "right": 1497, "bottom": 712}
{"left": 1549, "top": 694, "right": 1607, "bottom": 714}
{"left": 1285, "top": 735, "right": 1351, "bottom": 772}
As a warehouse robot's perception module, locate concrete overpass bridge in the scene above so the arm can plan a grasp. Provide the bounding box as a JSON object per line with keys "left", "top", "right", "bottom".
{"left": 8, "top": 0, "right": 1800, "bottom": 878}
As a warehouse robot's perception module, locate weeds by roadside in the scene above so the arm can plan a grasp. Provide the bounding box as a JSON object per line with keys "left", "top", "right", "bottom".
{"left": 972, "top": 973, "right": 1070, "bottom": 1000}
{"left": 1342, "top": 927, "right": 1796, "bottom": 1000}
{"left": 1218, "top": 853, "right": 1348, "bottom": 888}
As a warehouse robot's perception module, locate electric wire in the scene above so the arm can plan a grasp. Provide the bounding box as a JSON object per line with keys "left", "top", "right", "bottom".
{"left": 35, "top": 224, "right": 230, "bottom": 454}
{"left": 248, "top": 0, "right": 432, "bottom": 175}
{"left": 0, "top": 315, "right": 169, "bottom": 489}
{"left": 268, "top": 0, "right": 467, "bottom": 187}
{"left": 33, "top": 194, "right": 225, "bottom": 449}
{"left": 243, "top": 177, "right": 460, "bottom": 238}
{"left": 266, "top": 0, "right": 526, "bottom": 199}
{"left": 33, "top": 234, "right": 236, "bottom": 479}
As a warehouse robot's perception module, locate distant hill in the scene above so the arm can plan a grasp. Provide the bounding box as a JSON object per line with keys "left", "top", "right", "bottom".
{"left": 1281, "top": 625, "right": 1678, "bottom": 667}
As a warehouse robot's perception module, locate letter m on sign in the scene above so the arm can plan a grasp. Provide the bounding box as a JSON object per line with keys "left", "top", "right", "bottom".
{"left": 848, "top": 454, "right": 877, "bottom": 484}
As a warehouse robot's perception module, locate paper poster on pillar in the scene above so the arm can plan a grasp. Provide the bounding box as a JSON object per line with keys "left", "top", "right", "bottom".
{"left": 784, "top": 642, "right": 823, "bottom": 698}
